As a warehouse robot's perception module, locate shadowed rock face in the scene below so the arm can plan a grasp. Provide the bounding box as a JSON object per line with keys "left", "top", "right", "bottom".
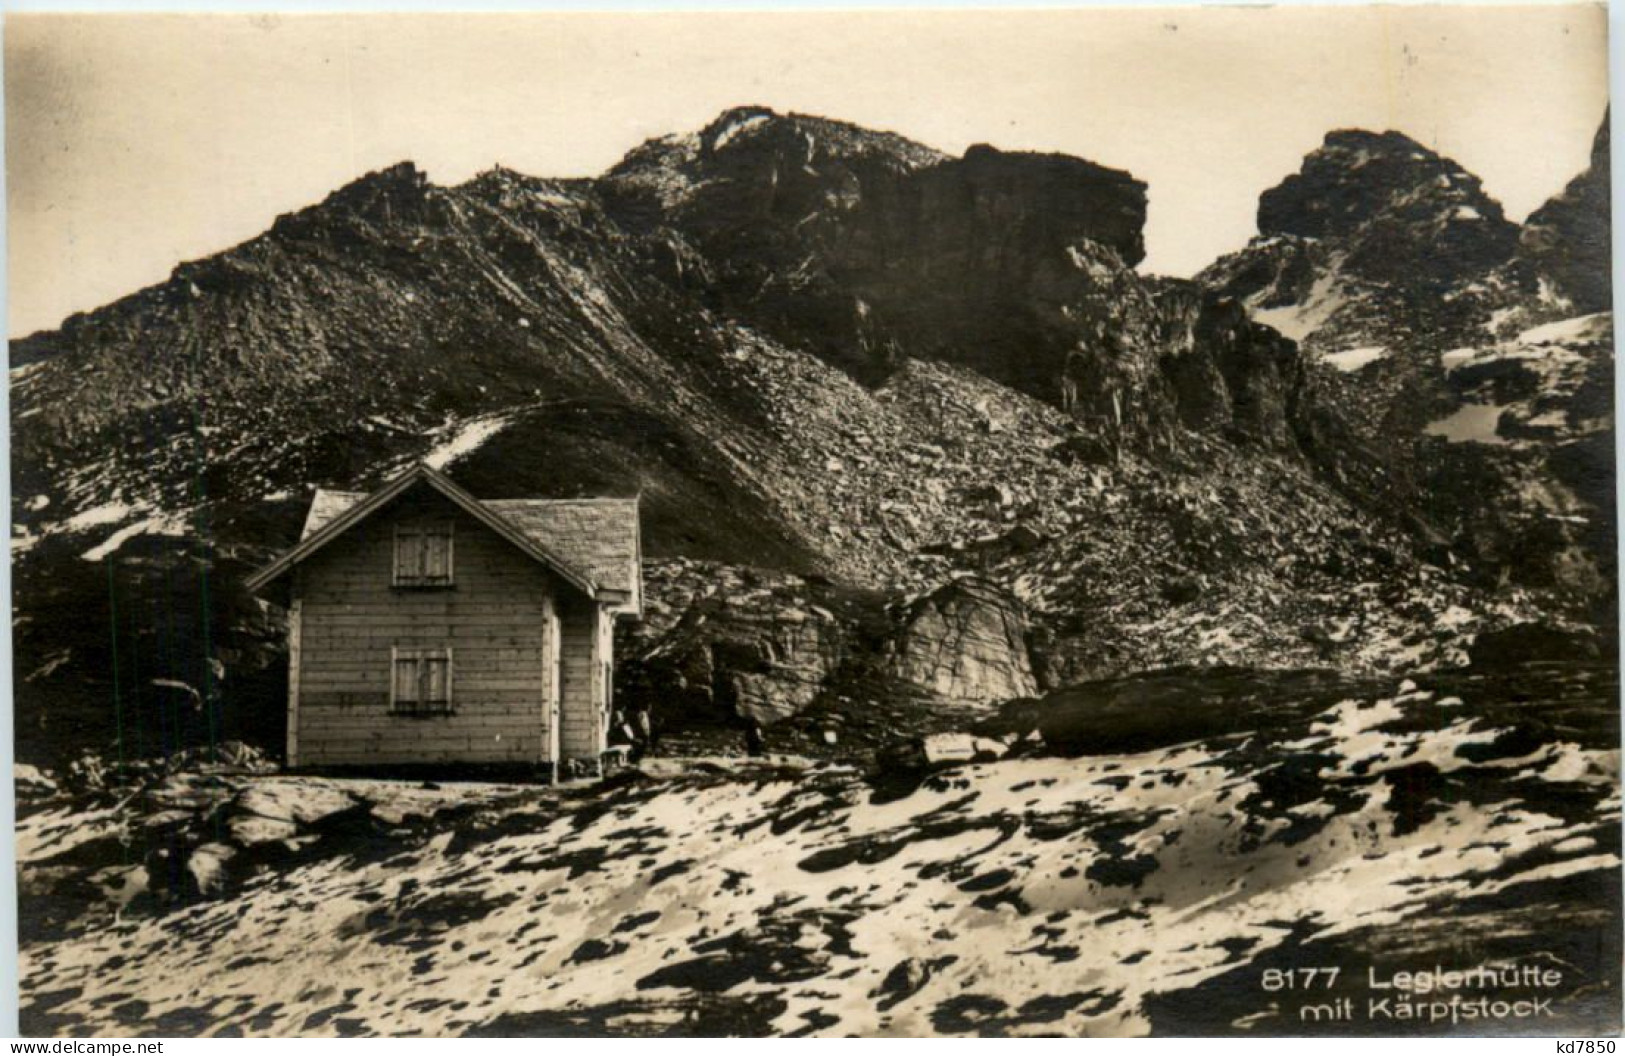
{"left": 631, "top": 584, "right": 854, "bottom": 728}
{"left": 604, "top": 109, "right": 1155, "bottom": 404}
{"left": 603, "top": 107, "right": 1322, "bottom": 458}
{"left": 1203, "top": 129, "right": 1528, "bottom": 381}
{"left": 1199, "top": 114, "right": 1615, "bottom": 608}
{"left": 621, "top": 571, "right": 1036, "bottom": 731}
{"left": 1522, "top": 112, "right": 1613, "bottom": 314}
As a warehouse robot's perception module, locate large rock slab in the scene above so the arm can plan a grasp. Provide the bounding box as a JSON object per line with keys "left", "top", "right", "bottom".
{"left": 885, "top": 578, "right": 1037, "bottom": 702}
{"left": 228, "top": 779, "right": 364, "bottom": 846}
{"left": 624, "top": 571, "right": 858, "bottom": 728}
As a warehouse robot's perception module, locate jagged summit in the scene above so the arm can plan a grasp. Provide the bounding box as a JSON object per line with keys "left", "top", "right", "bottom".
{"left": 692, "top": 105, "right": 947, "bottom": 166}
{"left": 1257, "top": 128, "right": 1519, "bottom": 278}
{"left": 1198, "top": 113, "right": 1613, "bottom": 614}
{"left": 618, "top": 104, "right": 947, "bottom": 170}
{"left": 1202, "top": 126, "right": 1532, "bottom": 359}
{"left": 270, "top": 160, "right": 439, "bottom": 234}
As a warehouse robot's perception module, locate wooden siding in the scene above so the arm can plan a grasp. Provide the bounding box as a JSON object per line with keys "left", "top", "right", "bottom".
{"left": 293, "top": 488, "right": 576, "bottom": 768}
{"left": 557, "top": 594, "right": 601, "bottom": 761}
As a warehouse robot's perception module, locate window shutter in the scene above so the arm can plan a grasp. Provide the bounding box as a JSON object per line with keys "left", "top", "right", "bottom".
{"left": 425, "top": 530, "right": 448, "bottom": 582}
{"left": 394, "top": 526, "right": 421, "bottom": 586}
{"left": 426, "top": 654, "right": 449, "bottom": 705}
{"left": 392, "top": 647, "right": 452, "bottom": 715}
{"left": 394, "top": 523, "right": 453, "bottom": 586}
{"left": 393, "top": 650, "right": 420, "bottom": 709}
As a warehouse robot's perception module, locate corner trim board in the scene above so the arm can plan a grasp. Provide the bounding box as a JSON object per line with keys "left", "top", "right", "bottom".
{"left": 287, "top": 598, "right": 302, "bottom": 769}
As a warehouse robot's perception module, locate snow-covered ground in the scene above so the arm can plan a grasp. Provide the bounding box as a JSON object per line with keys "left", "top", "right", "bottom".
{"left": 19, "top": 669, "right": 1620, "bottom": 1037}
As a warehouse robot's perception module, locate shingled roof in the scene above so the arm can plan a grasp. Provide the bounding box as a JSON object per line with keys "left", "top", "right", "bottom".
{"left": 248, "top": 465, "right": 642, "bottom": 614}
{"left": 484, "top": 500, "right": 641, "bottom": 601}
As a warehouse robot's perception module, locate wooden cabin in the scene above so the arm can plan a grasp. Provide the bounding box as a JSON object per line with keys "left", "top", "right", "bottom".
{"left": 246, "top": 464, "right": 641, "bottom": 775}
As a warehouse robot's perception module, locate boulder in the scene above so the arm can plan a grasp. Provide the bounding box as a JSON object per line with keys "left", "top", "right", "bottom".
{"left": 187, "top": 843, "right": 237, "bottom": 897}
{"left": 14, "top": 764, "right": 57, "bottom": 800}
{"left": 885, "top": 579, "right": 1037, "bottom": 702}
{"left": 1033, "top": 667, "right": 1365, "bottom": 756}
{"left": 624, "top": 577, "right": 857, "bottom": 727}
{"left": 877, "top": 732, "right": 1004, "bottom": 773}
{"left": 228, "top": 779, "right": 365, "bottom": 846}
{"left": 1467, "top": 623, "right": 1609, "bottom": 669}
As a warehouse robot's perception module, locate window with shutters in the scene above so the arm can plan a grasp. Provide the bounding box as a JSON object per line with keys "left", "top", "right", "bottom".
{"left": 394, "top": 522, "right": 454, "bottom": 587}
{"left": 391, "top": 647, "right": 453, "bottom": 716}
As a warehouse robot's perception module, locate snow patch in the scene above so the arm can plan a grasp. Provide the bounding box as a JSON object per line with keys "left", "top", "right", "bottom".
{"left": 1425, "top": 403, "right": 1509, "bottom": 445}
{"left": 1251, "top": 272, "right": 1344, "bottom": 343}
{"left": 80, "top": 512, "right": 190, "bottom": 562}
{"left": 1323, "top": 345, "right": 1387, "bottom": 372}
{"left": 62, "top": 503, "right": 135, "bottom": 532}
{"left": 1487, "top": 305, "right": 1523, "bottom": 334}
{"left": 424, "top": 414, "right": 510, "bottom": 470}
{"left": 1440, "top": 347, "right": 1479, "bottom": 370}
{"left": 712, "top": 113, "right": 771, "bottom": 151}
{"left": 1517, "top": 312, "right": 1612, "bottom": 347}
{"left": 12, "top": 527, "right": 39, "bottom": 556}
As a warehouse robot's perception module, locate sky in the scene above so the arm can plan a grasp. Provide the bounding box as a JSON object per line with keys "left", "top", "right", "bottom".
{"left": 3, "top": 5, "right": 1610, "bottom": 338}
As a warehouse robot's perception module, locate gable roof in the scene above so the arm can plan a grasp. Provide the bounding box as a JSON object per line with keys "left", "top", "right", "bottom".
{"left": 246, "top": 464, "right": 641, "bottom": 612}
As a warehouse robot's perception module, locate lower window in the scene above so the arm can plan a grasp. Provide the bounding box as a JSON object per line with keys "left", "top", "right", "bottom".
{"left": 392, "top": 647, "right": 453, "bottom": 716}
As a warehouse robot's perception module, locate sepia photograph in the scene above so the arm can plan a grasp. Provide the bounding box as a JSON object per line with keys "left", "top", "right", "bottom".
{"left": 6, "top": 4, "right": 1619, "bottom": 1037}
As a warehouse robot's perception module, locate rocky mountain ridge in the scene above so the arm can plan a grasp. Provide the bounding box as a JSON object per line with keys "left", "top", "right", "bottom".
{"left": 1202, "top": 119, "right": 1614, "bottom": 602}
{"left": 9, "top": 106, "right": 1614, "bottom": 765}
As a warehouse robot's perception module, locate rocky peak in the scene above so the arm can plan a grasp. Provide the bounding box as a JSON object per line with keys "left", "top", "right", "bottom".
{"left": 596, "top": 107, "right": 1159, "bottom": 407}
{"left": 697, "top": 105, "right": 779, "bottom": 153}
{"left": 602, "top": 106, "right": 946, "bottom": 223}
{"left": 11, "top": 107, "right": 1610, "bottom": 776}
{"left": 1261, "top": 131, "right": 1512, "bottom": 240}
{"left": 309, "top": 161, "right": 433, "bottom": 222}
{"left": 1200, "top": 127, "right": 1534, "bottom": 362}
{"left": 261, "top": 161, "right": 444, "bottom": 252}
{"left": 925, "top": 145, "right": 1148, "bottom": 267}
{"left": 696, "top": 105, "right": 947, "bottom": 169}
{"left": 1257, "top": 130, "right": 1520, "bottom": 291}
{"left": 1521, "top": 109, "right": 1612, "bottom": 313}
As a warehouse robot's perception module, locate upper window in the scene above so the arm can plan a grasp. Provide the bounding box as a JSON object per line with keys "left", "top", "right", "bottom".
{"left": 394, "top": 522, "right": 454, "bottom": 587}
